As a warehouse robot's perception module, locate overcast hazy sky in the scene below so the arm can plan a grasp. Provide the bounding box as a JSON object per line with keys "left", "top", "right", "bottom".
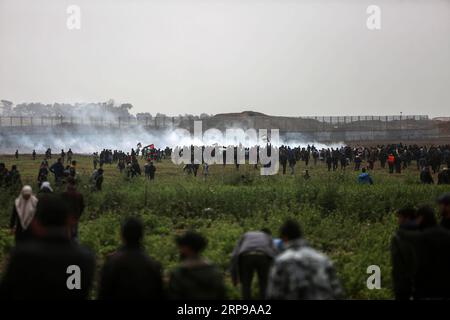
{"left": 0, "top": 0, "right": 449, "bottom": 116}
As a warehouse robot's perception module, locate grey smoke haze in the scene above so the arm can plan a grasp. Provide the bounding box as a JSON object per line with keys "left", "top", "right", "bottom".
{"left": 0, "top": 0, "right": 449, "bottom": 117}
{"left": 0, "top": 104, "right": 341, "bottom": 153}
{"left": 0, "top": 126, "right": 340, "bottom": 154}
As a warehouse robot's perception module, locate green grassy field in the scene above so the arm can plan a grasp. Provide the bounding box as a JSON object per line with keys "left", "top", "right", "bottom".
{"left": 0, "top": 154, "right": 448, "bottom": 299}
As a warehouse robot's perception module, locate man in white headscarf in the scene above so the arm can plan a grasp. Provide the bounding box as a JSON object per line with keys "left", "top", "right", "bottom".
{"left": 10, "top": 185, "right": 38, "bottom": 243}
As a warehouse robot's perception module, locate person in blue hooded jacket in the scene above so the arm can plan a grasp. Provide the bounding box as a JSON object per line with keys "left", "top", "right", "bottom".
{"left": 358, "top": 167, "right": 373, "bottom": 185}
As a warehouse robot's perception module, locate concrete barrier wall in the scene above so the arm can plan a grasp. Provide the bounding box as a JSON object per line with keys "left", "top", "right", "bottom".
{"left": 0, "top": 125, "right": 447, "bottom": 144}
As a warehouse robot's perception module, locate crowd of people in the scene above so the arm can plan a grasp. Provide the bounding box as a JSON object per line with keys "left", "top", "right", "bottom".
{"left": 2, "top": 143, "right": 450, "bottom": 194}
{"left": 1, "top": 143, "right": 450, "bottom": 300}
{"left": 93, "top": 147, "right": 161, "bottom": 180}
{"left": 2, "top": 182, "right": 450, "bottom": 300}
{"left": 0, "top": 163, "right": 21, "bottom": 192}
{"left": 169, "top": 143, "right": 450, "bottom": 184}
{"left": 1, "top": 185, "right": 345, "bottom": 300}
{"left": 3, "top": 143, "right": 450, "bottom": 190}
{"left": 278, "top": 143, "right": 450, "bottom": 179}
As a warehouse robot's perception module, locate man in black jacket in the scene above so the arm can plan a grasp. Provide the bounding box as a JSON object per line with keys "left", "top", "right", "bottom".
{"left": 49, "top": 158, "right": 65, "bottom": 184}
{"left": 144, "top": 161, "right": 156, "bottom": 180}
{"left": 392, "top": 201, "right": 450, "bottom": 300}
{"left": 98, "top": 217, "right": 164, "bottom": 300}
{"left": 391, "top": 207, "right": 422, "bottom": 300}
{"left": 398, "top": 226, "right": 450, "bottom": 299}
{"left": 169, "top": 231, "right": 226, "bottom": 300}
{"left": 438, "top": 193, "right": 450, "bottom": 230}
{"left": 420, "top": 166, "right": 434, "bottom": 184}
{"left": 437, "top": 168, "right": 450, "bottom": 185}
{"left": 0, "top": 194, "right": 95, "bottom": 300}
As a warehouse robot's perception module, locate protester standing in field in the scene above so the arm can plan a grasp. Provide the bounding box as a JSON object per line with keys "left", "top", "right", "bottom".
{"left": 168, "top": 231, "right": 226, "bottom": 300}
{"left": 438, "top": 193, "right": 450, "bottom": 230}
{"left": 93, "top": 152, "right": 99, "bottom": 170}
{"left": 388, "top": 153, "right": 395, "bottom": 174}
{"left": 67, "top": 148, "right": 73, "bottom": 164}
{"left": 420, "top": 166, "right": 434, "bottom": 184}
{"left": 98, "top": 217, "right": 164, "bottom": 300}
{"left": 144, "top": 160, "right": 156, "bottom": 180}
{"left": 437, "top": 168, "right": 450, "bottom": 185}
{"left": 288, "top": 149, "right": 296, "bottom": 175}
{"left": 202, "top": 162, "right": 209, "bottom": 180}
{"left": 7, "top": 165, "right": 22, "bottom": 191}
{"left": 0, "top": 194, "right": 95, "bottom": 299}
{"left": 392, "top": 202, "right": 450, "bottom": 299}
{"left": 61, "top": 177, "right": 85, "bottom": 242}
{"left": 49, "top": 158, "right": 64, "bottom": 184}
{"left": 9, "top": 185, "right": 38, "bottom": 244}
{"left": 0, "top": 162, "right": 8, "bottom": 188}
{"left": 391, "top": 207, "right": 420, "bottom": 299}
{"left": 37, "top": 161, "right": 49, "bottom": 188}
{"left": 91, "top": 167, "right": 104, "bottom": 191}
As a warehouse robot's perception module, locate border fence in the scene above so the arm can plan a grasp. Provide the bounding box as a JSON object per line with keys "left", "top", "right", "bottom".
{"left": 0, "top": 114, "right": 431, "bottom": 130}
{"left": 0, "top": 114, "right": 449, "bottom": 142}
{"left": 0, "top": 115, "right": 178, "bottom": 128}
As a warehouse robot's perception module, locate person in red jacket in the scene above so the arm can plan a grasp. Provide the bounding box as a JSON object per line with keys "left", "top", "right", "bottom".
{"left": 388, "top": 154, "right": 396, "bottom": 174}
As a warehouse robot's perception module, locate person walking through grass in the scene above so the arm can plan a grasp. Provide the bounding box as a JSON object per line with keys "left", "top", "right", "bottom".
{"left": 266, "top": 219, "right": 343, "bottom": 300}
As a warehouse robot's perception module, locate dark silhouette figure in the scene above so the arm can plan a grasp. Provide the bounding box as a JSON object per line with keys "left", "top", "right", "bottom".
{"left": 98, "top": 217, "right": 164, "bottom": 300}
{"left": 169, "top": 231, "right": 226, "bottom": 300}
{"left": 0, "top": 194, "right": 95, "bottom": 300}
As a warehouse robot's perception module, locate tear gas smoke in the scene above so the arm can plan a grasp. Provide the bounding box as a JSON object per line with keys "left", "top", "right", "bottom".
{"left": 0, "top": 125, "right": 342, "bottom": 154}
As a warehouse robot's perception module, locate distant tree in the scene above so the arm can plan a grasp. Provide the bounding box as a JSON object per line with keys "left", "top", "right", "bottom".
{"left": 120, "top": 103, "right": 133, "bottom": 110}
{"left": 0, "top": 100, "right": 13, "bottom": 115}
{"left": 137, "top": 112, "right": 152, "bottom": 119}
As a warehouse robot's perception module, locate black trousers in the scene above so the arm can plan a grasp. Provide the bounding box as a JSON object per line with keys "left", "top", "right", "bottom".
{"left": 238, "top": 253, "right": 272, "bottom": 300}
{"left": 388, "top": 163, "right": 394, "bottom": 173}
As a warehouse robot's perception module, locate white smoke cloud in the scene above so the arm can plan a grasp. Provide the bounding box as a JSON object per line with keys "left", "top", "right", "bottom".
{"left": 0, "top": 125, "right": 343, "bottom": 154}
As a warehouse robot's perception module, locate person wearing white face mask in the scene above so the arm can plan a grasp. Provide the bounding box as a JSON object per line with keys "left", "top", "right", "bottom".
{"left": 9, "top": 185, "right": 38, "bottom": 244}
